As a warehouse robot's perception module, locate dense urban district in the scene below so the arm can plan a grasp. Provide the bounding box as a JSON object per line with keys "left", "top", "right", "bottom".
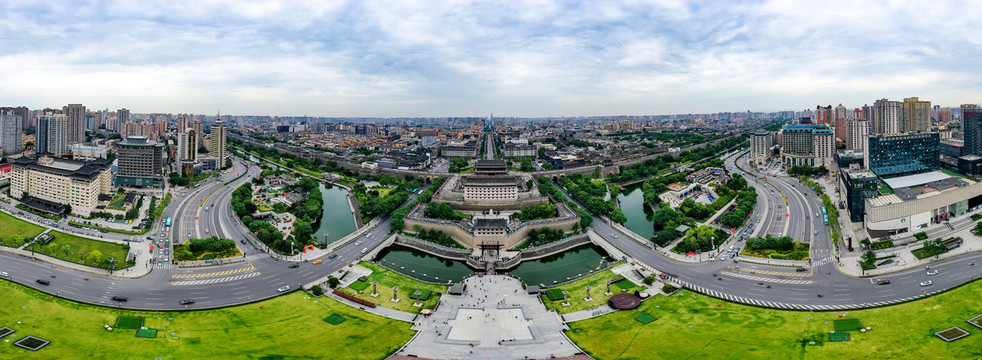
{"left": 2, "top": 101, "right": 982, "bottom": 359}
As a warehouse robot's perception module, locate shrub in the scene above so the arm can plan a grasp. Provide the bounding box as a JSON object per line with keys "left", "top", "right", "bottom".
{"left": 661, "top": 284, "right": 678, "bottom": 294}
{"left": 643, "top": 276, "right": 655, "bottom": 285}
{"left": 310, "top": 285, "right": 324, "bottom": 295}
{"left": 972, "top": 213, "right": 982, "bottom": 221}
{"left": 913, "top": 232, "right": 928, "bottom": 240}
{"left": 327, "top": 277, "right": 341, "bottom": 288}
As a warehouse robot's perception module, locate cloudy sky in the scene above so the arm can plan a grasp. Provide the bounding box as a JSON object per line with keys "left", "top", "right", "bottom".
{"left": 1, "top": 0, "right": 979, "bottom": 117}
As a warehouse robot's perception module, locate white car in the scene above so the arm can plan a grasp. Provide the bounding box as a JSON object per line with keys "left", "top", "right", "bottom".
{"left": 277, "top": 286, "right": 291, "bottom": 292}
{"left": 926, "top": 270, "right": 939, "bottom": 276}
{"left": 919, "top": 280, "right": 933, "bottom": 287}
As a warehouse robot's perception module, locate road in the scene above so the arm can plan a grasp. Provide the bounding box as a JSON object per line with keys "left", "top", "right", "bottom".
{"left": 3, "top": 150, "right": 982, "bottom": 311}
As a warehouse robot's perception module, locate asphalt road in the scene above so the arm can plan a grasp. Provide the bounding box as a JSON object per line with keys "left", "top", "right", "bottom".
{"left": 3, "top": 152, "right": 982, "bottom": 311}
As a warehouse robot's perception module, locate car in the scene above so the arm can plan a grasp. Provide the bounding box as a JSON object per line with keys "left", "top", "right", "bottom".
{"left": 111, "top": 296, "right": 128, "bottom": 302}
{"left": 0, "top": 271, "right": 7, "bottom": 277}
{"left": 312, "top": 259, "right": 322, "bottom": 264}
{"left": 36, "top": 279, "right": 50, "bottom": 285}
{"left": 361, "top": 247, "right": 369, "bottom": 253}
{"left": 775, "top": 216, "right": 781, "bottom": 220}
{"left": 919, "top": 280, "right": 933, "bottom": 287}
{"left": 277, "top": 286, "right": 291, "bottom": 292}
{"left": 814, "top": 230, "right": 818, "bottom": 235}
{"left": 778, "top": 205, "right": 783, "bottom": 209}
{"left": 288, "top": 263, "right": 299, "bottom": 268}
{"left": 328, "top": 253, "right": 338, "bottom": 259}
{"left": 719, "top": 255, "right": 726, "bottom": 261}
{"left": 876, "top": 279, "right": 891, "bottom": 285}
{"left": 927, "top": 270, "right": 939, "bottom": 276}
{"left": 354, "top": 241, "right": 362, "bottom": 246}
{"left": 180, "top": 299, "right": 195, "bottom": 305}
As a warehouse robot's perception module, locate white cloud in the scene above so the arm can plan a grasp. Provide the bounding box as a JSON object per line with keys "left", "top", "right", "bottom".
{"left": 0, "top": 0, "right": 980, "bottom": 117}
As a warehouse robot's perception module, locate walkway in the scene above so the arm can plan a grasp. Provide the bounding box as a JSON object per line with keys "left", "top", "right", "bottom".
{"left": 395, "top": 275, "right": 584, "bottom": 360}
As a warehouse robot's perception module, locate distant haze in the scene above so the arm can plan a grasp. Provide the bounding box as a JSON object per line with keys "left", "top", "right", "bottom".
{"left": 1, "top": 1, "right": 979, "bottom": 116}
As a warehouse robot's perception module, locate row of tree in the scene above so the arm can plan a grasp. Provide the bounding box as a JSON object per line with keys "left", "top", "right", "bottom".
{"left": 511, "top": 204, "right": 559, "bottom": 221}
{"left": 787, "top": 164, "right": 829, "bottom": 177}
{"left": 390, "top": 178, "right": 445, "bottom": 230}
{"left": 745, "top": 234, "right": 795, "bottom": 251}
{"left": 535, "top": 178, "right": 593, "bottom": 228}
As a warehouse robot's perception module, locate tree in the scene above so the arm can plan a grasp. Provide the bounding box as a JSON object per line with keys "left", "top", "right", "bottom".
{"left": 310, "top": 285, "right": 324, "bottom": 295}
{"left": 610, "top": 208, "right": 628, "bottom": 224}
{"left": 861, "top": 250, "right": 877, "bottom": 269}
{"left": 86, "top": 250, "right": 104, "bottom": 265}
{"left": 328, "top": 277, "right": 341, "bottom": 288}
{"left": 61, "top": 244, "right": 71, "bottom": 256}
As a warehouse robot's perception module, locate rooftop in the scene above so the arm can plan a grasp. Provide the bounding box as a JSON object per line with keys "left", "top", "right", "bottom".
{"left": 882, "top": 171, "right": 951, "bottom": 189}
{"left": 11, "top": 156, "right": 111, "bottom": 181}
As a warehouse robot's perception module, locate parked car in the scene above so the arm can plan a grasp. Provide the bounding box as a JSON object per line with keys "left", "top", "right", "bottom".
{"left": 277, "top": 286, "right": 291, "bottom": 293}
{"left": 111, "top": 296, "right": 128, "bottom": 302}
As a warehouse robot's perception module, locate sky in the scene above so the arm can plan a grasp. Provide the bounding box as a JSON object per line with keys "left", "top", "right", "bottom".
{"left": 1, "top": 0, "right": 980, "bottom": 117}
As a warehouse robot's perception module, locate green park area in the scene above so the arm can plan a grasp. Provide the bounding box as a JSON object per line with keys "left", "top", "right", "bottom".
{"left": 25, "top": 231, "right": 132, "bottom": 270}
{"left": 540, "top": 265, "right": 646, "bottom": 314}
{"left": 371, "top": 187, "right": 394, "bottom": 196}
{"left": 0, "top": 280, "right": 414, "bottom": 360}
{"left": 567, "top": 282, "right": 982, "bottom": 359}
{"left": 338, "top": 262, "right": 448, "bottom": 313}
{"left": 0, "top": 211, "right": 46, "bottom": 247}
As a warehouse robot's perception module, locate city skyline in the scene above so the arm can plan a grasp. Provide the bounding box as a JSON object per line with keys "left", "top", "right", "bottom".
{"left": 1, "top": 1, "right": 981, "bottom": 117}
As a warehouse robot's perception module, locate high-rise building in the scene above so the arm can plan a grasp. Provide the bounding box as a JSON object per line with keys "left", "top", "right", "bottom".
{"left": 177, "top": 114, "right": 189, "bottom": 133}
{"left": 862, "top": 104, "right": 872, "bottom": 121}
{"left": 0, "top": 106, "right": 30, "bottom": 130}
{"left": 779, "top": 124, "right": 834, "bottom": 168}
{"left": 750, "top": 131, "right": 772, "bottom": 165}
{"left": 62, "top": 104, "right": 86, "bottom": 144}
{"left": 816, "top": 105, "right": 832, "bottom": 125}
{"left": 37, "top": 112, "right": 71, "bottom": 155}
{"left": 873, "top": 99, "right": 901, "bottom": 135}
{"left": 853, "top": 108, "right": 862, "bottom": 119}
{"left": 8, "top": 156, "right": 112, "bottom": 216}
{"left": 210, "top": 116, "right": 227, "bottom": 168}
{"left": 834, "top": 104, "right": 848, "bottom": 141}
{"left": 1, "top": 110, "right": 24, "bottom": 156}
{"left": 192, "top": 119, "right": 204, "bottom": 139}
{"left": 177, "top": 128, "right": 199, "bottom": 178}
{"left": 117, "top": 136, "right": 164, "bottom": 187}
{"left": 901, "top": 97, "right": 931, "bottom": 133}
{"left": 964, "top": 104, "right": 982, "bottom": 157}
{"left": 846, "top": 117, "right": 869, "bottom": 153}
{"left": 937, "top": 109, "right": 953, "bottom": 125}
{"left": 865, "top": 133, "right": 940, "bottom": 178}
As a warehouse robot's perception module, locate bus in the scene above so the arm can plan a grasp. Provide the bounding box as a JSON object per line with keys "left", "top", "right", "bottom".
{"left": 166, "top": 217, "right": 172, "bottom": 227}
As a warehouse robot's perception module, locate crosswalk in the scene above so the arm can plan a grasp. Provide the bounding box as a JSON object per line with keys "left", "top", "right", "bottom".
{"left": 171, "top": 272, "right": 261, "bottom": 286}
{"left": 171, "top": 266, "right": 256, "bottom": 279}
{"left": 726, "top": 265, "right": 812, "bottom": 277}
{"left": 811, "top": 256, "right": 834, "bottom": 267}
{"left": 244, "top": 253, "right": 268, "bottom": 262}
{"left": 721, "top": 271, "right": 813, "bottom": 285}
{"left": 659, "top": 274, "right": 925, "bottom": 311}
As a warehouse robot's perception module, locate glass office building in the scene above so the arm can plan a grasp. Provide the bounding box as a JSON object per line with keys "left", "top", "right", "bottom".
{"left": 866, "top": 133, "right": 940, "bottom": 178}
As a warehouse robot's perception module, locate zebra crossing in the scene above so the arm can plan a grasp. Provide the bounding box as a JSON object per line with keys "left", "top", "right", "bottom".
{"left": 811, "top": 256, "right": 834, "bottom": 267}
{"left": 171, "top": 271, "right": 261, "bottom": 286}
{"left": 726, "top": 265, "right": 812, "bottom": 277}
{"left": 171, "top": 266, "right": 256, "bottom": 279}
{"left": 244, "top": 253, "right": 269, "bottom": 262}
{"left": 721, "top": 271, "right": 813, "bottom": 285}
{"left": 657, "top": 274, "right": 928, "bottom": 311}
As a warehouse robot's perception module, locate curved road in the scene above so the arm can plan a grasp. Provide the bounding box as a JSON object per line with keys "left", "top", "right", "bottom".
{"left": 2, "top": 151, "right": 982, "bottom": 311}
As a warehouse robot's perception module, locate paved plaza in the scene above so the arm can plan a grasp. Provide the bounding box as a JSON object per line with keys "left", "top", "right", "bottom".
{"left": 398, "top": 275, "right": 584, "bottom": 360}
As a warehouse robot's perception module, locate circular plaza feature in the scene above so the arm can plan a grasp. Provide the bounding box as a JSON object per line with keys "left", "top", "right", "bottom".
{"left": 608, "top": 293, "right": 641, "bottom": 310}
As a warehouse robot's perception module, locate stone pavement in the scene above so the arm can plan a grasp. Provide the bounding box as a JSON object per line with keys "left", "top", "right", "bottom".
{"left": 395, "top": 275, "right": 584, "bottom": 360}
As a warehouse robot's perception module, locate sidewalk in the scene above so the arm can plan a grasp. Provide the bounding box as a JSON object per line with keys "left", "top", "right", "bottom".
{"left": 0, "top": 207, "right": 155, "bottom": 279}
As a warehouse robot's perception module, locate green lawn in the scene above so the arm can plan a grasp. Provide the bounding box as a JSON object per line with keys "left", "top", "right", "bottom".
{"left": 0, "top": 211, "right": 47, "bottom": 246}
{"left": 540, "top": 265, "right": 646, "bottom": 314}
{"left": 912, "top": 246, "right": 948, "bottom": 260}
{"left": 567, "top": 282, "right": 982, "bottom": 360}
{"left": 106, "top": 194, "right": 127, "bottom": 210}
{"left": 371, "top": 187, "right": 394, "bottom": 196}
{"left": 0, "top": 280, "right": 414, "bottom": 360}
{"left": 339, "top": 262, "right": 449, "bottom": 313}
{"left": 25, "top": 231, "right": 132, "bottom": 270}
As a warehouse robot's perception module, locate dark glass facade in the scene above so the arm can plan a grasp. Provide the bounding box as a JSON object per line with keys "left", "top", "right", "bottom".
{"left": 841, "top": 169, "right": 878, "bottom": 222}
{"left": 867, "top": 133, "right": 940, "bottom": 178}
{"left": 965, "top": 111, "right": 982, "bottom": 157}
